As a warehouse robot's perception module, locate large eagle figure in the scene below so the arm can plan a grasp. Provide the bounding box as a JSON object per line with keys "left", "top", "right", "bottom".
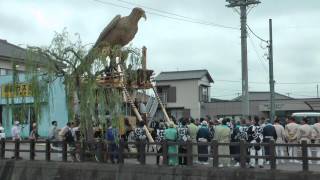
{"left": 93, "top": 7, "right": 146, "bottom": 50}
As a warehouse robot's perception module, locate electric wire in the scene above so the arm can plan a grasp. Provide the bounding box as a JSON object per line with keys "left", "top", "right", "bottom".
{"left": 246, "top": 24, "right": 268, "bottom": 43}
{"left": 115, "top": 0, "right": 239, "bottom": 29}
{"left": 248, "top": 34, "right": 269, "bottom": 74}
{"left": 92, "top": 0, "right": 319, "bottom": 99}
{"left": 93, "top": 0, "right": 239, "bottom": 30}
{"left": 215, "top": 79, "right": 320, "bottom": 85}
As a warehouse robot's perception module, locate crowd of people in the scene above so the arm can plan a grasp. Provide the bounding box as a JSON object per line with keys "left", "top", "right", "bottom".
{"left": 145, "top": 115, "right": 320, "bottom": 168}
{"left": 2, "top": 115, "right": 320, "bottom": 167}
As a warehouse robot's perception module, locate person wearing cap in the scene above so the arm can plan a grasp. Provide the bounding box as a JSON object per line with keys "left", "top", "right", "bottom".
{"left": 11, "top": 121, "right": 22, "bottom": 159}
{"left": 285, "top": 116, "right": 300, "bottom": 163}
{"left": 214, "top": 119, "right": 231, "bottom": 167}
{"left": 197, "top": 121, "right": 211, "bottom": 164}
{"left": 11, "top": 121, "right": 22, "bottom": 141}
{"left": 164, "top": 122, "right": 178, "bottom": 166}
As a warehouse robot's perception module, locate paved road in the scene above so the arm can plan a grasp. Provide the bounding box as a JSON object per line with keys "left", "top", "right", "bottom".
{"left": 3, "top": 143, "right": 320, "bottom": 172}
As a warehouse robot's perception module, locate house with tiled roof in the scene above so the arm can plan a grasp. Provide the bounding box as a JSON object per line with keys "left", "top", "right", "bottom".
{"left": 154, "top": 69, "right": 214, "bottom": 120}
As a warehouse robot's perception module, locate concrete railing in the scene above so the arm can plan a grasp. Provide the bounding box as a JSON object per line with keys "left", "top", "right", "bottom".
{"left": 1, "top": 139, "right": 320, "bottom": 172}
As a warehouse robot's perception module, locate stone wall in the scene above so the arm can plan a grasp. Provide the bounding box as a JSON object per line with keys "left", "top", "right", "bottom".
{"left": 0, "top": 160, "right": 319, "bottom": 180}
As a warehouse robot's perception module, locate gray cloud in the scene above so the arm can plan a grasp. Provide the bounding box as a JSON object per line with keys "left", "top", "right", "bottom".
{"left": 1, "top": 0, "right": 319, "bottom": 99}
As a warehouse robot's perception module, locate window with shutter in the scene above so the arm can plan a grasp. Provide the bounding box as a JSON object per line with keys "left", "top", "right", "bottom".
{"left": 167, "top": 86, "right": 176, "bottom": 103}
{"left": 199, "top": 85, "right": 209, "bottom": 102}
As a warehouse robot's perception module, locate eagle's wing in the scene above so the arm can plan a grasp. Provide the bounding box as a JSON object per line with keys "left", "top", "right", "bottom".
{"left": 93, "top": 15, "right": 121, "bottom": 48}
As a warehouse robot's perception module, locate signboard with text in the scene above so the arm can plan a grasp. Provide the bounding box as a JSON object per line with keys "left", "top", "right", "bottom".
{"left": 259, "top": 103, "right": 285, "bottom": 111}
{"left": 1, "top": 83, "right": 32, "bottom": 98}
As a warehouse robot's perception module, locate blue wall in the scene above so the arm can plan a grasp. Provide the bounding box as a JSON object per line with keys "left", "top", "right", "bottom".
{"left": 0, "top": 74, "right": 68, "bottom": 138}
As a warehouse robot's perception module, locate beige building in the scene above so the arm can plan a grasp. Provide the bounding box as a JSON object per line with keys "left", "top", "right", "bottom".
{"left": 155, "top": 69, "right": 214, "bottom": 120}
{"left": 154, "top": 69, "right": 320, "bottom": 122}
{"left": 204, "top": 92, "right": 320, "bottom": 121}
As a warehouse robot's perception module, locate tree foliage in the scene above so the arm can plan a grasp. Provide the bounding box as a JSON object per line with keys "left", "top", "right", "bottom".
{"left": 21, "top": 29, "right": 143, "bottom": 140}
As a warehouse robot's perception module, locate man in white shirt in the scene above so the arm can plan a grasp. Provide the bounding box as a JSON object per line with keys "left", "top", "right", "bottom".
{"left": 0, "top": 122, "right": 5, "bottom": 139}
{"left": 274, "top": 118, "right": 285, "bottom": 164}
{"left": 284, "top": 117, "right": 300, "bottom": 163}
{"left": 313, "top": 118, "right": 320, "bottom": 164}
{"left": 11, "top": 121, "right": 21, "bottom": 140}
{"left": 298, "top": 118, "right": 313, "bottom": 164}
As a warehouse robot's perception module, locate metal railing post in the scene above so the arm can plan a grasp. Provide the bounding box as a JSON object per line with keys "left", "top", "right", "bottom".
{"left": 97, "top": 139, "right": 103, "bottom": 163}
{"left": 162, "top": 141, "right": 168, "bottom": 166}
{"left": 240, "top": 140, "right": 246, "bottom": 168}
{"left": 30, "top": 139, "right": 35, "bottom": 160}
{"left": 14, "top": 139, "right": 20, "bottom": 159}
{"left": 79, "top": 139, "right": 85, "bottom": 162}
{"left": 301, "top": 140, "right": 308, "bottom": 171}
{"left": 62, "top": 140, "right": 68, "bottom": 162}
{"left": 212, "top": 140, "right": 219, "bottom": 168}
{"left": 0, "top": 139, "right": 5, "bottom": 159}
{"left": 186, "top": 140, "right": 193, "bottom": 166}
{"left": 269, "top": 140, "right": 276, "bottom": 170}
{"left": 45, "top": 139, "right": 51, "bottom": 161}
{"left": 118, "top": 139, "right": 124, "bottom": 164}
{"left": 140, "top": 141, "right": 146, "bottom": 165}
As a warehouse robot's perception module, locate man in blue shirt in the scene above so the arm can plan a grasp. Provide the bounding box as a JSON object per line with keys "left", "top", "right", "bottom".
{"left": 105, "top": 121, "right": 119, "bottom": 164}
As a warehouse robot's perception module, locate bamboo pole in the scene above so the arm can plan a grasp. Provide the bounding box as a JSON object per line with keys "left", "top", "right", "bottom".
{"left": 151, "top": 85, "right": 172, "bottom": 124}
{"left": 142, "top": 46, "right": 147, "bottom": 70}
{"left": 117, "top": 59, "right": 154, "bottom": 143}
{"left": 121, "top": 84, "right": 154, "bottom": 143}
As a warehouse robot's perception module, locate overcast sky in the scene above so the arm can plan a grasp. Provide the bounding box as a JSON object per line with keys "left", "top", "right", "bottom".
{"left": 1, "top": 0, "right": 320, "bottom": 99}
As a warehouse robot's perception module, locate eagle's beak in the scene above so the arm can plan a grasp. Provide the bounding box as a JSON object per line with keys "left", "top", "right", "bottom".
{"left": 142, "top": 12, "right": 147, "bottom": 20}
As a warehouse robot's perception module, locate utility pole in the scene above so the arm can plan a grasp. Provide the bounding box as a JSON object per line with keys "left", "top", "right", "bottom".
{"left": 226, "top": 0, "right": 261, "bottom": 119}
{"left": 317, "top": 84, "right": 319, "bottom": 98}
{"left": 268, "top": 19, "right": 276, "bottom": 122}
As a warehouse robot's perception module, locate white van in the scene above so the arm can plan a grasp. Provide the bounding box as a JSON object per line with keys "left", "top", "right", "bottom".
{"left": 291, "top": 112, "right": 320, "bottom": 125}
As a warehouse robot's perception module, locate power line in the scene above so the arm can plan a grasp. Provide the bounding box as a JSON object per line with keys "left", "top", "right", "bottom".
{"left": 214, "top": 89, "right": 320, "bottom": 95}
{"left": 116, "top": 0, "right": 204, "bottom": 21}
{"left": 94, "top": 0, "right": 131, "bottom": 10}
{"left": 246, "top": 24, "right": 268, "bottom": 43}
{"left": 248, "top": 33, "right": 268, "bottom": 74}
{"left": 277, "top": 82, "right": 320, "bottom": 85}
{"left": 93, "top": 0, "right": 239, "bottom": 30}
{"left": 115, "top": 0, "right": 239, "bottom": 29}
{"left": 213, "top": 93, "right": 318, "bottom": 99}
{"left": 246, "top": 4, "right": 258, "bottom": 15}
{"left": 215, "top": 79, "right": 320, "bottom": 85}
